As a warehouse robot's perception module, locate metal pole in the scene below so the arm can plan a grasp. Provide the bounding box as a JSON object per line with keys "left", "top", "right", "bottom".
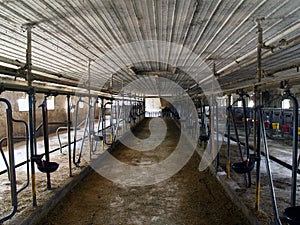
{"left": 26, "top": 25, "right": 37, "bottom": 206}
{"left": 110, "top": 100, "right": 114, "bottom": 143}
{"left": 102, "top": 101, "right": 106, "bottom": 144}
{"left": 121, "top": 95, "right": 125, "bottom": 135}
{"left": 41, "top": 98, "right": 51, "bottom": 189}
{"left": 241, "top": 95, "right": 250, "bottom": 158}
{"left": 215, "top": 99, "right": 219, "bottom": 168}
{"left": 73, "top": 99, "right": 80, "bottom": 165}
{"left": 255, "top": 19, "right": 263, "bottom": 210}
{"left": 241, "top": 96, "right": 252, "bottom": 189}
{"left": 258, "top": 107, "right": 282, "bottom": 225}
{"left": 114, "top": 100, "right": 120, "bottom": 140}
{"left": 7, "top": 102, "right": 17, "bottom": 207}
{"left": 201, "top": 101, "right": 206, "bottom": 150}
{"left": 87, "top": 59, "right": 93, "bottom": 158}
{"left": 28, "top": 90, "right": 37, "bottom": 206}
{"left": 0, "top": 99, "right": 17, "bottom": 223}
{"left": 92, "top": 97, "right": 99, "bottom": 152}
{"left": 255, "top": 89, "right": 261, "bottom": 211}
{"left": 229, "top": 106, "right": 244, "bottom": 161}
{"left": 242, "top": 94, "right": 251, "bottom": 188}
{"left": 227, "top": 95, "right": 231, "bottom": 179}
{"left": 67, "top": 95, "right": 72, "bottom": 177}
{"left": 101, "top": 98, "right": 105, "bottom": 150}
{"left": 256, "top": 19, "right": 263, "bottom": 82}
{"left": 211, "top": 99, "right": 215, "bottom": 161}
{"left": 253, "top": 93, "right": 257, "bottom": 155}
{"left": 288, "top": 93, "right": 298, "bottom": 207}
{"left": 26, "top": 26, "right": 32, "bottom": 87}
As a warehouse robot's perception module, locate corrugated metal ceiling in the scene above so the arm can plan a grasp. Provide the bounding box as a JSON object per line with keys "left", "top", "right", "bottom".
{"left": 0, "top": 0, "right": 299, "bottom": 97}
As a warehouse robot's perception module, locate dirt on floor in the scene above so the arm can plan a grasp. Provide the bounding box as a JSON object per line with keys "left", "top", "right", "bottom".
{"left": 39, "top": 118, "right": 250, "bottom": 225}
{"left": 3, "top": 117, "right": 296, "bottom": 225}
{"left": 216, "top": 132, "right": 300, "bottom": 225}
{"left": 0, "top": 135, "right": 89, "bottom": 225}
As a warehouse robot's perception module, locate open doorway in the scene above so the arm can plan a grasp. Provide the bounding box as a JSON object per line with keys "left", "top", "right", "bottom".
{"left": 145, "top": 98, "right": 161, "bottom": 117}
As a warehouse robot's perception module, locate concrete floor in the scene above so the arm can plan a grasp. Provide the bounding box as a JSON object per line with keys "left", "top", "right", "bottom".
{"left": 0, "top": 117, "right": 299, "bottom": 224}
{"left": 39, "top": 118, "right": 250, "bottom": 225}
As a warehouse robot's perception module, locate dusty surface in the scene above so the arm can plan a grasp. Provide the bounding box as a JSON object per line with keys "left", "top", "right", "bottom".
{"left": 40, "top": 118, "right": 250, "bottom": 225}
{"left": 0, "top": 126, "right": 90, "bottom": 225}
{"left": 216, "top": 125, "right": 300, "bottom": 225}
{"left": 1, "top": 117, "right": 298, "bottom": 225}
{"left": 0, "top": 116, "right": 134, "bottom": 225}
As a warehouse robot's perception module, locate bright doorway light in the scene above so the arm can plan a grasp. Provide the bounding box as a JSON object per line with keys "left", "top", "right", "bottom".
{"left": 47, "top": 96, "right": 55, "bottom": 110}
{"left": 18, "top": 95, "right": 29, "bottom": 112}
{"left": 282, "top": 99, "right": 290, "bottom": 109}
{"left": 248, "top": 100, "right": 254, "bottom": 108}
{"left": 237, "top": 100, "right": 242, "bottom": 107}
{"left": 145, "top": 98, "right": 161, "bottom": 117}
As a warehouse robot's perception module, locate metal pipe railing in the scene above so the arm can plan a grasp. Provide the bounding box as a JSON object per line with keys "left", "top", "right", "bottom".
{"left": 11, "top": 118, "right": 29, "bottom": 194}
{"left": 255, "top": 104, "right": 262, "bottom": 211}
{"left": 72, "top": 98, "right": 89, "bottom": 166}
{"left": 39, "top": 98, "right": 51, "bottom": 189}
{"left": 102, "top": 102, "right": 112, "bottom": 145}
{"left": 0, "top": 137, "right": 11, "bottom": 179}
{"left": 226, "top": 95, "right": 231, "bottom": 179}
{"left": 56, "top": 126, "right": 74, "bottom": 153}
{"left": 283, "top": 91, "right": 299, "bottom": 207}
{"left": 28, "top": 89, "right": 37, "bottom": 207}
{"left": 67, "top": 95, "right": 72, "bottom": 177}
{"left": 224, "top": 133, "right": 300, "bottom": 174}
{"left": 258, "top": 106, "right": 282, "bottom": 225}
{"left": 0, "top": 96, "right": 147, "bottom": 222}
{"left": 0, "top": 98, "right": 17, "bottom": 224}
{"left": 36, "top": 122, "right": 68, "bottom": 134}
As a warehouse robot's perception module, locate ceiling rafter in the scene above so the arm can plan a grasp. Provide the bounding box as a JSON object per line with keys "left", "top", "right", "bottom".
{"left": 0, "top": 0, "right": 299, "bottom": 97}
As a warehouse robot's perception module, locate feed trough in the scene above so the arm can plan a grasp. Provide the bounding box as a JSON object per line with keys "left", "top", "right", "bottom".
{"left": 199, "top": 135, "right": 209, "bottom": 142}
{"left": 32, "top": 155, "right": 59, "bottom": 173}
{"left": 37, "top": 161, "right": 59, "bottom": 173}
{"left": 283, "top": 206, "right": 300, "bottom": 225}
{"left": 93, "top": 134, "right": 104, "bottom": 141}
{"left": 231, "top": 158, "right": 255, "bottom": 174}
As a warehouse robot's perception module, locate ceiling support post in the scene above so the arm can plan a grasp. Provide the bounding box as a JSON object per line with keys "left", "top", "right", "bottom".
{"left": 254, "top": 19, "right": 263, "bottom": 211}
{"left": 87, "top": 59, "right": 93, "bottom": 159}
{"left": 25, "top": 24, "right": 37, "bottom": 207}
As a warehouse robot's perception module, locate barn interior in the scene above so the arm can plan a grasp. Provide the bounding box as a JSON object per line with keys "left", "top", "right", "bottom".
{"left": 0, "top": 0, "right": 300, "bottom": 224}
